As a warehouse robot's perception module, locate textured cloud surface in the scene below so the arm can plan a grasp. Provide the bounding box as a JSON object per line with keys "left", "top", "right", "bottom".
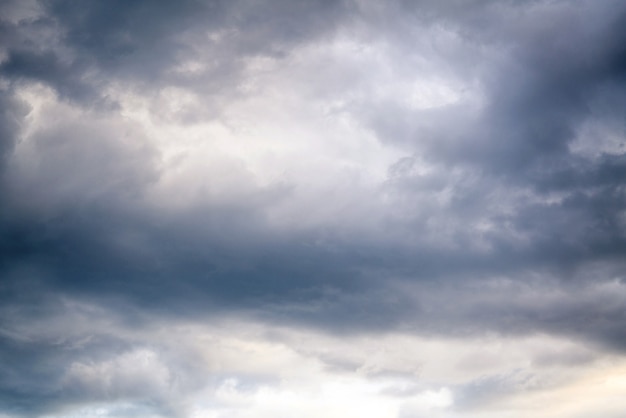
{"left": 1, "top": 0, "right": 626, "bottom": 417}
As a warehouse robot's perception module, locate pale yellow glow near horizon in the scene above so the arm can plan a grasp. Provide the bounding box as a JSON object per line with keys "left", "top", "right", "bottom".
{"left": 20, "top": 300, "right": 626, "bottom": 418}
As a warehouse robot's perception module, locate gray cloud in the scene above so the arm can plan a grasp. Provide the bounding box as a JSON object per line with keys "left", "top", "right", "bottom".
{"left": 1, "top": 0, "right": 626, "bottom": 416}
{"left": 0, "top": 0, "right": 623, "bottom": 329}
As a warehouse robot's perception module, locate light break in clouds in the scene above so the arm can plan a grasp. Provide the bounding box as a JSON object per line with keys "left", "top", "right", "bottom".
{"left": 1, "top": 0, "right": 626, "bottom": 417}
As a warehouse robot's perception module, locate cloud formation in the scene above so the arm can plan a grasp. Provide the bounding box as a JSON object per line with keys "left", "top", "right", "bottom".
{"left": 1, "top": 0, "right": 626, "bottom": 416}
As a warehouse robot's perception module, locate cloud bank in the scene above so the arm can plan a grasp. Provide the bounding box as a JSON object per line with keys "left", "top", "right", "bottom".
{"left": 1, "top": 0, "right": 626, "bottom": 416}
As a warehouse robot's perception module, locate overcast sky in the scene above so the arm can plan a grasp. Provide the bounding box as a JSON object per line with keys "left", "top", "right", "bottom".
{"left": 1, "top": 0, "right": 626, "bottom": 417}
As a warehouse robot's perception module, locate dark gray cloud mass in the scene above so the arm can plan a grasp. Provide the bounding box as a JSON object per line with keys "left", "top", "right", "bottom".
{"left": 1, "top": 0, "right": 626, "bottom": 416}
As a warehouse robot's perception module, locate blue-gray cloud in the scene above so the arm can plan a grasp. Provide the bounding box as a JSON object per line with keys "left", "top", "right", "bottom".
{"left": 1, "top": 0, "right": 626, "bottom": 416}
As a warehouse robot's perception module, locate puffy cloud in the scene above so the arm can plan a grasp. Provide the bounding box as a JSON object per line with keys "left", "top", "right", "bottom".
{"left": 2, "top": 299, "right": 625, "bottom": 418}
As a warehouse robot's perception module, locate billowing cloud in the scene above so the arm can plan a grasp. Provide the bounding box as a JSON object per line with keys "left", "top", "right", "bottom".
{"left": 1, "top": 0, "right": 626, "bottom": 417}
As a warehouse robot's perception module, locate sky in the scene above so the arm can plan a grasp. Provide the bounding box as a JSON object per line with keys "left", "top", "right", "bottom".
{"left": 1, "top": 0, "right": 626, "bottom": 417}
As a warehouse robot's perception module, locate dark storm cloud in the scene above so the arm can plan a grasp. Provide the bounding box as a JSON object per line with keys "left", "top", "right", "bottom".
{"left": 2, "top": 1, "right": 624, "bottom": 322}
{"left": 367, "top": 0, "right": 626, "bottom": 266}
{"left": 0, "top": 0, "right": 353, "bottom": 106}
{"left": 362, "top": 0, "right": 626, "bottom": 172}
{"left": 1, "top": 1, "right": 626, "bottom": 416}
{"left": 0, "top": 294, "right": 214, "bottom": 417}
{"left": 0, "top": 0, "right": 624, "bottom": 336}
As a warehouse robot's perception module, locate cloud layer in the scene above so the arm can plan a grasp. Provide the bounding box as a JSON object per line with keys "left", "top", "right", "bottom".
{"left": 1, "top": 0, "right": 626, "bottom": 416}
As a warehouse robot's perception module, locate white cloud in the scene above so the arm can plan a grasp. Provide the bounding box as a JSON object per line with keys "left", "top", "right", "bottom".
{"left": 63, "top": 348, "right": 171, "bottom": 397}
{"left": 7, "top": 299, "right": 626, "bottom": 418}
